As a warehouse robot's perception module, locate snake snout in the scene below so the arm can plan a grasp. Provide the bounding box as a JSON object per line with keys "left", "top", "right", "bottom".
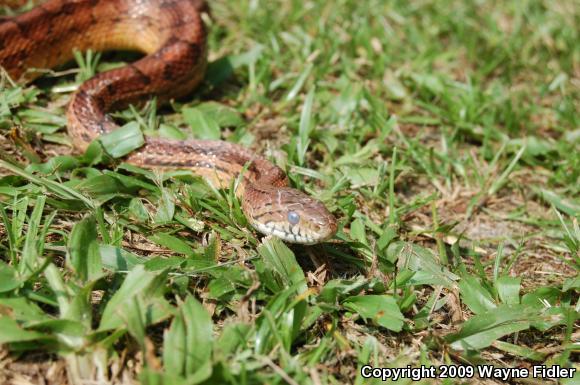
{"left": 312, "top": 211, "right": 338, "bottom": 243}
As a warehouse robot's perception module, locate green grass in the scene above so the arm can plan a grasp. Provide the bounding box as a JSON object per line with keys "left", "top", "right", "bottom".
{"left": 0, "top": 0, "right": 579, "bottom": 384}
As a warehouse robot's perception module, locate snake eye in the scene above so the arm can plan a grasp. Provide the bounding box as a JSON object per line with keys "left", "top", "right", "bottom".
{"left": 287, "top": 211, "right": 300, "bottom": 225}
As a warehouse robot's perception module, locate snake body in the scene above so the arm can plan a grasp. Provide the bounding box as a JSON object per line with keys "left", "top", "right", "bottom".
{"left": 0, "top": 0, "right": 337, "bottom": 244}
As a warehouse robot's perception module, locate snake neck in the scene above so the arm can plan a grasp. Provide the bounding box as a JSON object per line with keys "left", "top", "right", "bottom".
{"left": 125, "top": 137, "right": 289, "bottom": 189}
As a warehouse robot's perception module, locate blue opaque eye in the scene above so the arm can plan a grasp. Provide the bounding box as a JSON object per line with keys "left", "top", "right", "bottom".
{"left": 287, "top": 211, "right": 300, "bottom": 225}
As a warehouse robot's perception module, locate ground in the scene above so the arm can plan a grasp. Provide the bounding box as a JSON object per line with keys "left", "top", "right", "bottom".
{"left": 0, "top": 0, "right": 578, "bottom": 384}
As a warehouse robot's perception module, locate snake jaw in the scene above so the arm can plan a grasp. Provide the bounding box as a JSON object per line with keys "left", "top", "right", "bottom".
{"left": 251, "top": 219, "right": 335, "bottom": 245}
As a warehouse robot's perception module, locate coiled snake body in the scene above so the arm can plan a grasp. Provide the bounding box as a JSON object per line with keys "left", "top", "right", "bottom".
{"left": 0, "top": 0, "right": 337, "bottom": 244}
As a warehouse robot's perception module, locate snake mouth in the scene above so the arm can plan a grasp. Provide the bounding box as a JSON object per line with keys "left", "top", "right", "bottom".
{"left": 251, "top": 220, "right": 335, "bottom": 245}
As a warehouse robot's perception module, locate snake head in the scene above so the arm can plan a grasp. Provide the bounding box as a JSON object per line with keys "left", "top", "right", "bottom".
{"left": 244, "top": 186, "right": 337, "bottom": 244}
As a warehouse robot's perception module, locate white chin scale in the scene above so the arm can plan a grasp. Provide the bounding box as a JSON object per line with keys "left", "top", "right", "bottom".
{"left": 251, "top": 221, "right": 317, "bottom": 244}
